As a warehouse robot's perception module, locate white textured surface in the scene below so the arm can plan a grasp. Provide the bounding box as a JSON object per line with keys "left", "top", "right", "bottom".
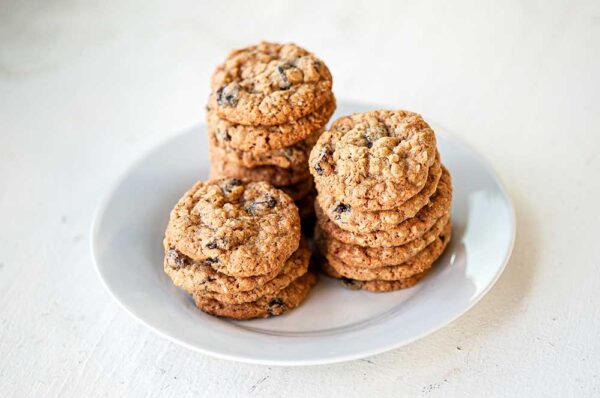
{"left": 0, "top": 0, "right": 599, "bottom": 396}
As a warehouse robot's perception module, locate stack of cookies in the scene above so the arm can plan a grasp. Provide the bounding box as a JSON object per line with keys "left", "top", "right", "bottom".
{"left": 310, "top": 110, "right": 453, "bottom": 292}
{"left": 163, "top": 179, "right": 316, "bottom": 319}
{"left": 206, "top": 42, "right": 336, "bottom": 223}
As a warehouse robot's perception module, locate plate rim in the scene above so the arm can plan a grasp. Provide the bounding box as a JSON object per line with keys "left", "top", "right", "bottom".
{"left": 90, "top": 112, "right": 516, "bottom": 366}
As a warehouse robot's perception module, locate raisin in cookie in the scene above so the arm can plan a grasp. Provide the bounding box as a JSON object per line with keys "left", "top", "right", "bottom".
{"left": 209, "top": 127, "right": 321, "bottom": 169}
{"left": 164, "top": 179, "right": 300, "bottom": 277}
{"left": 314, "top": 213, "right": 450, "bottom": 268}
{"left": 316, "top": 170, "right": 452, "bottom": 247}
{"left": 310, "top": 110, "right": 437, "bottom": 211}
{"left": 193, "top": 272, "right": 317, "bottom": 320}
{"left": 320, "top": 221, "right": 451, "bottom": 281}
{"left": 207, "top": 95, "right": 335, "bottom": 153}
{"left": 210, "top": 157, "right": 310, "bottom": 187}
{"left": 318, "top": 155, "right": 443, "bottom": 233}
{"left": 208, "top": 42, "right": 333, "bottom": 126}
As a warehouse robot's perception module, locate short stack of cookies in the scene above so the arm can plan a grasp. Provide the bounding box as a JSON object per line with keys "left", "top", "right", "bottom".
{"left": 310, "top": 110, "right": 453, "bottom": 292}
{"left": 206, "top": 42, "right": 336, "bottom": 223}
{"left": 163, "top": 179, "right": 316, "bottom": 319}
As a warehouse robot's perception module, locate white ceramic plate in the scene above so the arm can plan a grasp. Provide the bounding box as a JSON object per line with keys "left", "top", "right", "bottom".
{"left": 91, "top": 101, "right": 515, "bottom": 366}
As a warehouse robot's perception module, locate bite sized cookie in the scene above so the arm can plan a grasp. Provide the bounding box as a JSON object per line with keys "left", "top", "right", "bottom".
{"left": 322, "top": 264, "right": 429, "bottom": 292}
{"left": 164, "top": 179, "right": 300, "bottom": 278}
{"left": 210, "top": 157, "right": 310, "bottom": 187}
{"left": 208, "top": 42, "right": 333, "bottom": 126}
{"left": 315, "top": 213, "right": 449, "bottom": 268}
{"left": 193, "top": 272, "right": 317, "bottom": 320}
{"left": 208, "top": 127, "right": 322, "bottom": 169}
{"left": 318, "top": 156, "right": 443, "bottom": 233}
{"left": 320, "top": 221, "right": 451, "bottom": 281}
{"left": 198, "top": 239, "right": 311, "bottom": 304}
{"left": 207, "top": 95, "right": 336, "bottom": 153}
{"left": 310, "top": 110, "right": 437, "bottom": 211}
{"left": 316, "top": 170, "right": 452, "bottom": 247}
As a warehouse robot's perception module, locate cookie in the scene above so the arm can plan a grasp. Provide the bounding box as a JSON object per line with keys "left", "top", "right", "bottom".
{"left": 193, "top": 272, "right": 317, "bottom": 320}
{"left": 164, "top": 179, "right": 300, "bottom": 277}
{"left": 315, "top": 213, "right": 450, "bottom": 268}
{"left": 207, "top": 95, "right": 336, "bottom": 153}
{"left": 210, "top": 157, "right": 310, "bottom": 187}
{"left": 198, "top": 240, "right": 311, "bottom": 304}
{"left": 316, "top": 169, "right": 452, "bottom": 247}
{"left": 208, "top": 42, "right": 333, "bottom": 126}
{"left": 164, "top": 245, "right": 282, "bottom": 294}
{"left": 208, "top": 127, "right": 321, "bottom": 169}
{"left": 320, "top": 221, "right": 451, "bottom": 281}
{"left": 321, "top": 263, "right": 429, "bottom": 292}
{"left": 280, "top": 178, "right": 314, "bottom": 201}
{"left": 165, "top": 238, "right": 309, "bottom": 296}
{"left": 318, "top": 155, "right": 443, "bottom": 233}
{"left": 310, "top": 110, "right": 437, "bottom": 211}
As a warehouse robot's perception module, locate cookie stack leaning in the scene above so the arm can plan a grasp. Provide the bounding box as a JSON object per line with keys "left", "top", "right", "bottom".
{"left": 163, "top": 179, "right": 316, "bottom": 319}
{"left": 310, "top": 110, "right": 453, "bottom": 292}
{"left": 206, "top": 41, "right": 336, "bottom": 225}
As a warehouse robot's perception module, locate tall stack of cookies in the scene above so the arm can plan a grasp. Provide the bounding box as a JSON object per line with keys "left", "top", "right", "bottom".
{"left": 310, "top": 110, "right": 453, "bottom": 292}
{"left": 206, "top": 42, "right": 336, "bottom": 223}
{"left": 163, "top": 179, "right": 316, "bottom": 320}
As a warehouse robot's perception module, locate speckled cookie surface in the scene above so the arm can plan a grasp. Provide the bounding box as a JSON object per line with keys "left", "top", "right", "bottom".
{"left": 209, "top": 127, "right": 321, "bottom": 169}
{"left": 315, "top": 214, "right": 450, "bottom": 268}
{"left": 164, "top": 179, "right": 300, "bottom": 277}
{"left": 320, "top": 221, "right": 451, "bottom": 281}
{"left": 310, "top": 110, "right": 437, "bottom": 211}
{"left": 318, "top": 156, "right": 443, "bottom": 233}
{"left": 315, "top": 170, "right": 452, "bottom": 247}
{"left": 207, "top": 95, "right": 335, "bottom": 153}
{"left": 193, "top": 272, "right": 317, "bottom": 320}
{"left": 210, "top": 157, "right": 310, "bottom": 187}
{"left": 208, "top": 42, "right": 333, "bottom": 126}
{"left": 322, "top": 264, "right": 429, "bottom": 292}
{"left": 199, "top": 240, "right": 311, "bottom": 304}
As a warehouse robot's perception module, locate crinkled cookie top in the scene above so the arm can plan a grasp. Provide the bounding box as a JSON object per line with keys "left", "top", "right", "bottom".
{"left": 310, "top": 110, "right": 437, "bottom": 210}
{"left": 164, "top": 179, "right": 300, "bottom": 277}
{"left": 208, "top": 42, "right": 333, "bottom": 126}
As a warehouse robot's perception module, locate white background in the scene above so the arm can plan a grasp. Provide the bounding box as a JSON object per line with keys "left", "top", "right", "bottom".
{"left": 1, "top": 0, "right": 599, "bottom": 396}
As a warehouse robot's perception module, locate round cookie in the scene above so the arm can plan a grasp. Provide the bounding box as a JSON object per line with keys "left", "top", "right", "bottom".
{"left": 164, "top": 179, "right": 300, "bottom": 277}
{"left": 208, "top": 42, "right": 333, "bottom": 126}
{"left": 315, "top": 213, "right": 450, "bottom": 268}
{"left": 207, "top": 95, "right": 336, "bottom": 153}
{"left": 193, "top": 272, "right": 317, "bottom": 320}
{"left": 316, "top": 170, "right": 452, "bottom": 247}
{"left": 198, "top": 240, "right": 311, "bottom": 304}
{"left": 164, "top": 244, "right": 282, "bottom": 294}
{"left": 322, "top": 263, "right": 429, "bottom": 292}
{"left": 318, "top": 156, "right": 443, "bottom": 233}
{"left": 310, "top": 110, "right": 437, "bottom": 211}
{"left": 210, "top": 157, "right": 310, "bottom": 187}
{"left": 208, "top": 127, "right": 321, "bottom": 169}
{"left": 321, "top": 221, "right": 452, "bottom": 281}
{"left": 280, "top": 178, "right": 314, "bottom": 201}
{"left": 164, "top": 238, "right": 309, "bottom": 295}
